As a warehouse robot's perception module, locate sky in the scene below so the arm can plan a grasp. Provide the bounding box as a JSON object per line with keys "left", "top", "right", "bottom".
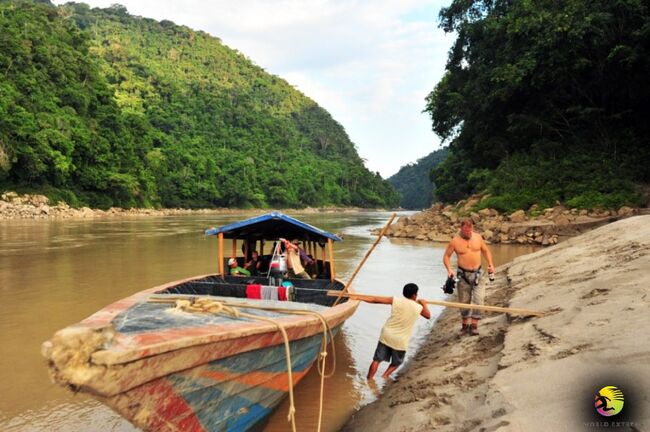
{"left": 52, "top": 0, "right": 454, "bottom": 178}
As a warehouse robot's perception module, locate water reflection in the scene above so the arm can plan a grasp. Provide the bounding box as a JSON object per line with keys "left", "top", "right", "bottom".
{"left": 0, "top": 211, "right": 537, "bottom": 431}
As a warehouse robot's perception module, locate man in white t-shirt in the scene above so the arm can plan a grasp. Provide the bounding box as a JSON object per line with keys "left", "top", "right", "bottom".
{"left": 365, "top": 283, "right": 431, "bottom": 379}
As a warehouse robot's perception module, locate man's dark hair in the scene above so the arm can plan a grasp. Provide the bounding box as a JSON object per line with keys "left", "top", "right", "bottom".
{"left": 403, "top": 283, "right": 419, "bottom": 298}
{"left": 460, "top": 218, "right": 473, "bottom": 227}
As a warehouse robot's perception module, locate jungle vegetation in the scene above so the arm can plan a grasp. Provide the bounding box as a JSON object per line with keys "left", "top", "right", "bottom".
{"left": 425, "top": 0, "right": 650, "bottom": 212}
{"left": 0, "top": 1, "right": 399, "bottom": 208}
{"left": 388, "top": 147, "right": 448, "bottom": 209}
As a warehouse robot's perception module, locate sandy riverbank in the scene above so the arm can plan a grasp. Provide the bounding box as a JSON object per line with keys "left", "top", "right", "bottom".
{"left": 344, "top": 215, "right": 650, "bottom": 431}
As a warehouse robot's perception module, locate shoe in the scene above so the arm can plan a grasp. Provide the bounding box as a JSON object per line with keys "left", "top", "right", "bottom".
{"left": 469, "top": 324, "right": 479, "bottom": 336}
{"left": 460, "top": 323, "right": 469, "bottom": 335}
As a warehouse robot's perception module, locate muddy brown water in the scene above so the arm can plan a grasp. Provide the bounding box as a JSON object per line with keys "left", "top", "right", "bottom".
{"left": 0, "top": 211, "right": 537, "bottom": 431}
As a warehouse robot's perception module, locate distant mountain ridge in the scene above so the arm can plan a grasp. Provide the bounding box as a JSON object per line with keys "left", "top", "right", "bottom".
{"left": 388, "top": 147, "right": 448, "bottom": 209}
{"left": 0, "top": 1, "right": 399, "bottom": 209}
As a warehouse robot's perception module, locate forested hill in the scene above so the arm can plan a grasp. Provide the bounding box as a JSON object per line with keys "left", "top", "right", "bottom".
{"left": 388, "top": 147, "right": 448, "bottom": 209}
{"left": 0, "top": 1, "right": 399, "bottom": 209}
{"left": 425, "top": 0, "right": 650, "bottom": 212}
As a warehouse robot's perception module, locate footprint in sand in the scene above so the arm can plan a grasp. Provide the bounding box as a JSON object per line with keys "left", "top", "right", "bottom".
{"left": 581, "top": 288, "right": 610, "bottom": 299}
{"left": 552, "top": 343, "right": 593, "bottom": 360}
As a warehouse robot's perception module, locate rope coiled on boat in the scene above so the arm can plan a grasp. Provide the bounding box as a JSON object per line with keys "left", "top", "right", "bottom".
{"left": 173, "top": 298, "right": 337, "bottom": 432}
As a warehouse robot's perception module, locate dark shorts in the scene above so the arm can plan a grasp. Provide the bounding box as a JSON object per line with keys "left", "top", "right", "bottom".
{"left": 373, "top": 341, "right": 406, "bottom": 366}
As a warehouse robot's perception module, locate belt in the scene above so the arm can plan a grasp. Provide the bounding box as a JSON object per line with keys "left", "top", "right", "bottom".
{"left": 458, "top": 266, "right": 481, "bottom": 273}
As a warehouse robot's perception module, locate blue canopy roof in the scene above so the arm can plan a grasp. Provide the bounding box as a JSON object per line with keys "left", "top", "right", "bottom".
{"left": 204, "top": 212, "right": 342, "bottom": 242}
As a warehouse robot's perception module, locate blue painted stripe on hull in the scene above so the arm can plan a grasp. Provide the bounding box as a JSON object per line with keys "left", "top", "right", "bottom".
{"left": 170, "top": 337, "right": 321, "bottom": 429}
{"left": 167, "top": 333, "right": 322, "bottom": 396}
{"left": 166, "top": 326, "right": 340, "bottom": 431}
{"left": 227, "top": 403, "right": 272, "bottom": 431}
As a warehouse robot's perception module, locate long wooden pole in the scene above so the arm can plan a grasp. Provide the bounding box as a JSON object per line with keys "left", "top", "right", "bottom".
{"left": 332, "top": 213, "right": 397, "bottom": 307}
{"left": 328, "top": 291, "right": 544, "bottom": 317}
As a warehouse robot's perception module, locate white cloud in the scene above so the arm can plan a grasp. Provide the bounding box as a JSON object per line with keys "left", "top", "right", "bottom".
{"left": 53, "top": 0, "right": 453, "bottom": 177}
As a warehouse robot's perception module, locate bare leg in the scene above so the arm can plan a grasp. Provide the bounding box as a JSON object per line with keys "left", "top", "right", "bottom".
{"left": 382, "top": 364, "right": 399, "bottom": 379}
{"left": 367, "top": 360, "right": 380, "bottom": 379}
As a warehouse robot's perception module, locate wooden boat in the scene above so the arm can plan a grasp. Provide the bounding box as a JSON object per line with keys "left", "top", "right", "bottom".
{"left": 42, "top": 212, "right": 358, "bottom": 431}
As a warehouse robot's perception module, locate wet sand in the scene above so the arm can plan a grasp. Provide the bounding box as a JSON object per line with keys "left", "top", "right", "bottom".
{"left": 344, "top": 215, "right": 650, "bottom": 431}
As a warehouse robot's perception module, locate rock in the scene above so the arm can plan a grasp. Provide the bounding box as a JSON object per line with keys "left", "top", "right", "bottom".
{"left": 618, "top": 206, "right": 635, "bottom": 217}
{"left": 509, "top": 210, "right": 527, "bottom": 223}
{"left": 1, "top": 191, "right": 18, "bottom": 202}
{"left": 554, "top": 214, "right": 571, "bottom": 225}
{"left": 80, "top": 207, "right": 95, "bottom": 217}
{"left": 29, "top": 194, "right": 49, "bottom": 206}
{"left": 478, "top": 208, "right": 492, "bottom": 217}
{"left": 460, "top": 197, "right": 480, "bottom": 212}
{"left": 482, "top": 220, "right": 499, "bottom": 231}
{"left": 483, "top": 229, "right": 494, "bottom": 241}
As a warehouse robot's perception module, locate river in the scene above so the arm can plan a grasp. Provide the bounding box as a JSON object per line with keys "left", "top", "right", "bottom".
{"left": 0, "top": 211, "right": 538, "bottom": 431}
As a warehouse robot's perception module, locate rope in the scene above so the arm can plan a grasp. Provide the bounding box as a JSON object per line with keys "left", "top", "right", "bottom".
{"left": 172, "top": 298, "right": 337, "bottom": 432}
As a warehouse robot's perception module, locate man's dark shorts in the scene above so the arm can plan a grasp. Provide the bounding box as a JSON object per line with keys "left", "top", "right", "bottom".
{"left": 373, "top": 341, "right": 406, "bottom": 366}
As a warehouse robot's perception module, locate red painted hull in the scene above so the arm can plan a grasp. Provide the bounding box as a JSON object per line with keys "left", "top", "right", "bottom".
{"left": 43, "top": 273, "right": 358, "bottom": 431}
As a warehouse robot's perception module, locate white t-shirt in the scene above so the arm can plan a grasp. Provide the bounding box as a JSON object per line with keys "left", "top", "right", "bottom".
{"left": 379, "top": 296, "right": 423, "bottom": 351}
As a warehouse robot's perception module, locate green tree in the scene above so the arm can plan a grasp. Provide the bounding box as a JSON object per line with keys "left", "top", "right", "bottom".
{"left": 425, "top": 0, "right": 649, "bottom": 208}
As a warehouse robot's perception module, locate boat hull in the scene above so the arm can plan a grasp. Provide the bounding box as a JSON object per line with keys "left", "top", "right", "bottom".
{"left": 100, "top": 327, "right": 340, "bottom": 432}
{"left": 43, "top": 274, "right": 358, "bottom": 431}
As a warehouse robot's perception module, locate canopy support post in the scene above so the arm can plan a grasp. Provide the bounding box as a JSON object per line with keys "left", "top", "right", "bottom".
{"left": 218, "top": 233, "right": 224, "bottom": 276}
{"left": 327, "top": 239, "right": 336, "bottom": 282}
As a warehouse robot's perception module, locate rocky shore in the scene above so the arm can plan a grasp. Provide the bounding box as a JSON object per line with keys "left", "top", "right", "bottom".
{"left": 0, "top": 191, "right": 370, "bottom": 220}
{"left": 0, "top": 191, "right": 229, "bottom": 219}
{"left": 382, "top": 195, "right": 643, "bottom": 246}
{"left": 345, "top": 215, "right": 650, "bottom": 431}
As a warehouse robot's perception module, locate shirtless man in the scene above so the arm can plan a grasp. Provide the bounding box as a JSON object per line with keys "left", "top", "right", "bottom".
{"left": 443, "top": 218, "right": 495, "bottom": 336}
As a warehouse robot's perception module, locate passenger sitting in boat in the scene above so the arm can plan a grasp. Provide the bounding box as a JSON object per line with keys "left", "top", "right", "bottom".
{"left": 282, "top": 239, "right": 311, "bottom": 279}
{"left": 244, "top": 250, "right": 262, "bottom": 276}
{"left": 228, "top": 257, "right": 251, "bottom": 276}
{"left": 365, "top": 283, "right": 431, "bottom": 379}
